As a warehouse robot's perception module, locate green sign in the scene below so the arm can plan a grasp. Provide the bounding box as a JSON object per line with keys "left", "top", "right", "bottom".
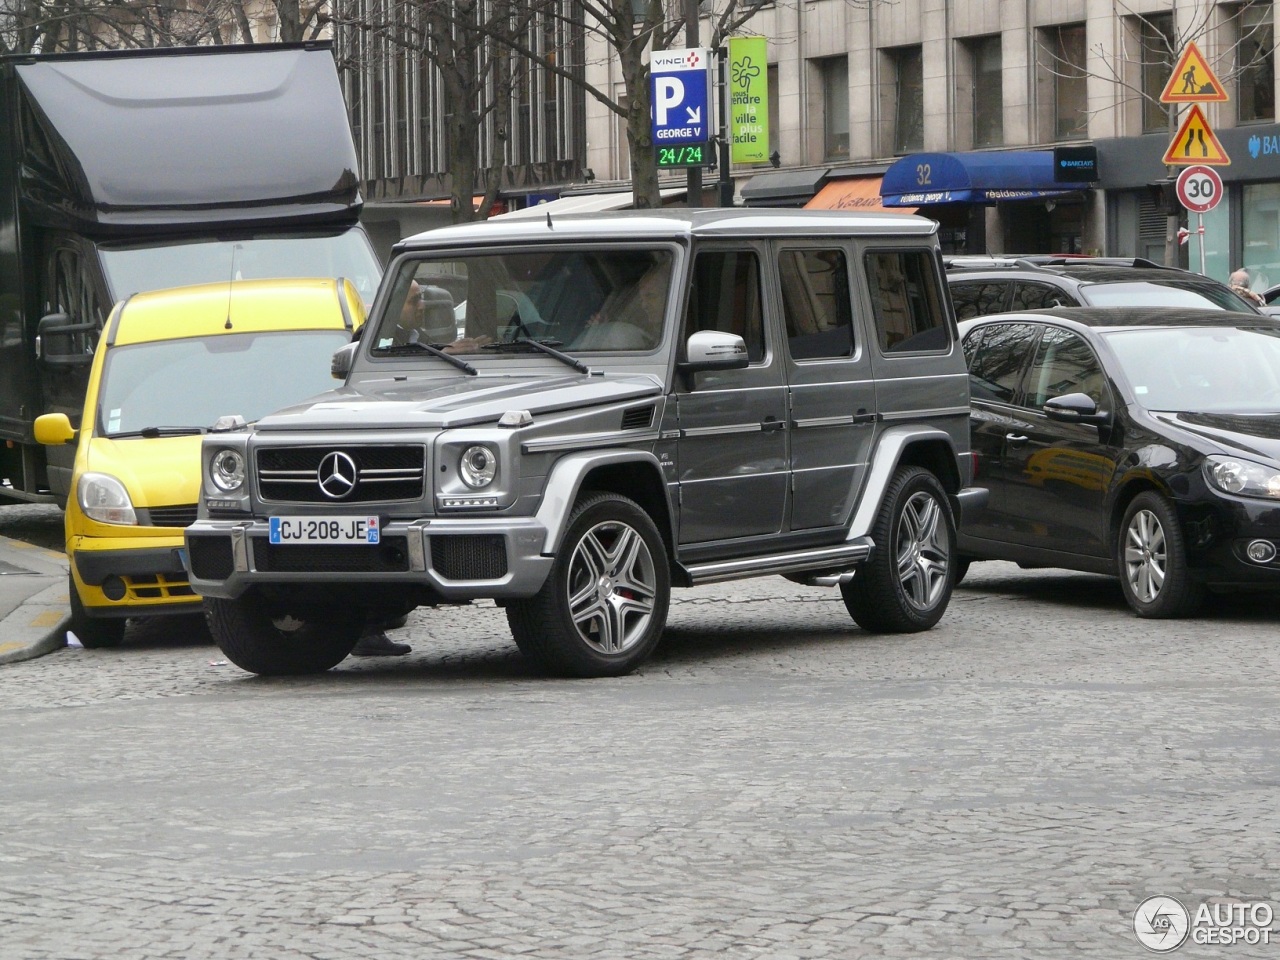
{"left": 729, "top": 37, "right": 770, "bottom": 165}
{"left": 657, "top": 143, "right": 711, "bottom": 168}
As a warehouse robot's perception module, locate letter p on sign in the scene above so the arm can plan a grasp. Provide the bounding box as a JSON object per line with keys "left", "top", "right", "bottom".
{"left": 653, "top": 77, "right": 684, "bottom": 127}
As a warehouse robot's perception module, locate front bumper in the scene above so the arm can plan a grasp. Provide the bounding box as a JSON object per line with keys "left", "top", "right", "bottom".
{"left": 185, "top": 516, "right": 554, "bottom": 601}
{"left": 69, "top": 534, "right": 199, "bottom": 615}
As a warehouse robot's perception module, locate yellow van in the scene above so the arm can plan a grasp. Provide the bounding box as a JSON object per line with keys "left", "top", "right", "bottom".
{"left": 35, "top": 278, "right": 364, "bottom": 647}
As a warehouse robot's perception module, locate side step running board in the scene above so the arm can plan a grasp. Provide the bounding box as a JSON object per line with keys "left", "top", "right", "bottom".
{"left": 679, "top": 537, "right": 874, "bottom": 586}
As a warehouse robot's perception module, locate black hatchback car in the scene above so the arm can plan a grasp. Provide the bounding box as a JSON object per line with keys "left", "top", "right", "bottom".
{"left": 959, "top": 306, "right": 1280, "bottom": 617}
{"left": 947, "top": 257, "right": 1263, "bottom": 319}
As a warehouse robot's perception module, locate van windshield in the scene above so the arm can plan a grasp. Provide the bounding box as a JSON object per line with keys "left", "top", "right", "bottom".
{"left": 99, "top": 228, "right": 382, "bottom": 306}
{"left": 97, "top": 330, "right": 349, "bottom": 437}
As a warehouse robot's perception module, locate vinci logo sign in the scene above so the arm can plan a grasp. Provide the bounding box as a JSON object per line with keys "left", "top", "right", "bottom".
{"left": 729, "top": 37, "right": 770, "bottom": 164}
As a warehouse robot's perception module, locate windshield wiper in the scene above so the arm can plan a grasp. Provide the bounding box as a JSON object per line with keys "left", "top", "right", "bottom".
{"left": 111, "top": 426, "right": 207, "bottom": 439}
{"left": 482, "top": 338, "right": 591, "bottom": 374}
{"left": 376, "top": 341, "right": 477, "bottom": 375}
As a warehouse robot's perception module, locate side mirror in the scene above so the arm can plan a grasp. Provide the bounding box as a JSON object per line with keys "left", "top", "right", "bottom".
{"left": 1044, "top": 392, "right": 1109, "bottom": 425}
{"left": 332, "top": 341, "right": 360, "bottom": 379}
{"left": 678, "top": 330, "right": 749, "bottom": 374}
{"left": 33, "top": 412, "right": 76, "bottom": 445}
{"left": 36, "top": 312, "right": 95, "bottom": 366}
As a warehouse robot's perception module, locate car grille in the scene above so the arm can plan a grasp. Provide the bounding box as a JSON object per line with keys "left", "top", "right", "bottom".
{"left": 252, "top": 536, "right": 412, "bottom": 573}
{"left": 430, "top": 535, "right": 508, "bottom": 580}
{"left": 144, "top": 505, "right": 199, "bottom": 528}
{"left": 257, "top": 445, "right": 426, "bottom": 504}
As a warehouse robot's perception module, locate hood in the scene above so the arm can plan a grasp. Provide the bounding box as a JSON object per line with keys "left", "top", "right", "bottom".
{"left": 253, "top": 373, "right": 665, "bottom": 432}
{"left": 84, "top": 435, "right": 204, "bottom": 506}
{"left": 1149, "top": 411, "right": 1280, "bottom": 464}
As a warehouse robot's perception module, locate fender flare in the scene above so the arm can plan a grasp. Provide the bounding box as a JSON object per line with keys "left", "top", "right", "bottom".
{"left": 846, "top": 426, "right": 962, "bottom": 541}
{"left": 535, "top": 450, "right": 671, "bottom": 554}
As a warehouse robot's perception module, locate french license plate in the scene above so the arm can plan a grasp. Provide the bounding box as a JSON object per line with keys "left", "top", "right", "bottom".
{"left": 268, "top": 516, "right": 380, "bottom": 545}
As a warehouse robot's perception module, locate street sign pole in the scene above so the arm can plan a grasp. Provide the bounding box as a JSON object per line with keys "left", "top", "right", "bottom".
{"left": 1198, "top": 214, "right": 1206, "bottom": 276}
{"left": 683, "top": 0, "right": 701, "bottom": 207}
{"left": 717, "top": 47, "right": 732, "bottom": 207}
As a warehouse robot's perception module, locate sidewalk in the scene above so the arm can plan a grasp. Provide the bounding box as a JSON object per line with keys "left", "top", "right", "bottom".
{"left": 0, "top": 535, "right": 69, "bottom": 665}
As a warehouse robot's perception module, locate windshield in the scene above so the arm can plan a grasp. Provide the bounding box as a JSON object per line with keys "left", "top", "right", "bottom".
{"left": 1103, "top": 325, "right": 1280, "bottom": 413}
{"left": 369, "top": 247, "right": 675, "bottom": 357}
{"left": 1083, "top": 280, "right": 1257, "bottom": 313}
{"left": 99, "top": 227, "right": 383, "bottom": 306}
{"left": 97, "top": 330, "right": 349, "bottom": 437}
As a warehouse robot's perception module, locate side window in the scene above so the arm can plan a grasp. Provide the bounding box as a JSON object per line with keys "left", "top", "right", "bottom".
{"left": 950, "top": 280, "right": 1008, "bottom": 320}
{"left": 779, "top": 248, "right": 853, "bottom": 360}
{"left": 1024, "top": 326, "right": 1107, "bottom": 409}
{"left": 685, "top": 249, "right": 765, "bottom": 363}
{"left": 1012, "top": 281, "right": 1074, "bottom": 310}
{"left": 967, "top": 322, "right": 1037, "bottom": 403}
{"left": 866, "top": 249, "right": 949, "bottom": 352}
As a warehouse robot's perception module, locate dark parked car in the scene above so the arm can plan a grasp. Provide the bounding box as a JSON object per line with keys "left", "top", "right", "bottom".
{"left": 958, "top": 306, "right": 1280, "bottom": 617}
{"left": 947, "top": 257, "right": 1263, "bottom": 320}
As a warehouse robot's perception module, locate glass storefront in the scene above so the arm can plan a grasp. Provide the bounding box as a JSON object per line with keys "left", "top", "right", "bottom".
{"left": 1242, "top": 182, "right": 1280, "bottom": 294}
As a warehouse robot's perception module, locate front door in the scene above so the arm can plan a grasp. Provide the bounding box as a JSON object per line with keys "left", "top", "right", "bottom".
{"left": 674, "top": 245, "right": 789, "bottom": 547}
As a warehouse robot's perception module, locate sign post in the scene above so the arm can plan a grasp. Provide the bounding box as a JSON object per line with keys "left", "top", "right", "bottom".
{"left": 1176, "top": 165, "right": 1223, "bottom": 276}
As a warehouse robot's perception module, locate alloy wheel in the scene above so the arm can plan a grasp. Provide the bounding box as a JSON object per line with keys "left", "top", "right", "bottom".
{"left": 1123, "top": 508, "right": 1167, "bottom": 603}
{"left": 895, "top": 491, "right": 951, "bottom": 611}
{"left": 565, "top": 519, "right": 659, "bottom": 655}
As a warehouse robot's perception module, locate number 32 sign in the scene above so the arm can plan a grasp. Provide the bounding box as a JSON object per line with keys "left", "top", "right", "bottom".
{"left": 1176, "top": 165, "right": 1223, "bottom": 213}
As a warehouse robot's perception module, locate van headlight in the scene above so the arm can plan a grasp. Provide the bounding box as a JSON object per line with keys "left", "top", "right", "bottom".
{"left": 78, "top": 472, "right": 136, "bottom": 525}
{"left": 1204, "top": 455, "right": 1280, "bottom": 499}
{"left": 210, "top": 449, "right": 247, "bottom": 492}
{"left": 459, "top": 445, "right": 497, "bottom": 488}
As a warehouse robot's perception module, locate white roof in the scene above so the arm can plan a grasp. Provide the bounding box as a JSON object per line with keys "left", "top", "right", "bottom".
{"left": 494, "top": 188, "right": 686, "bottom": 219}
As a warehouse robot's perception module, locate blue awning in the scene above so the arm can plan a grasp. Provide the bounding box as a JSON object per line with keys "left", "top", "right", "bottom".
{"left": 880, "top": 151, "right": 1082, "bottom": 206}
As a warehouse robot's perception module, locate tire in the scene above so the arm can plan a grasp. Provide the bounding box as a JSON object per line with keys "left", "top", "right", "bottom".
{"left": 1117, "top": 492, "right": 1205, "bottom": 618}
{"left": 841, "top": 466, "right": 956, "bottom": 633}
{"left": 67, "top": 571, "right": 126, "bottom": 649}
{"left": 204, "top": 591, "right": 362, "bottom": 676}
{"left": 507, "top": 492, "right": 670, "bottom": 677}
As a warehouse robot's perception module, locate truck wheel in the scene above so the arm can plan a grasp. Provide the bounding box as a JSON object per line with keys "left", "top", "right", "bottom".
{"left": 204, "top": 592, "right": 362, "bottom": 676}
{"left": 68, "top": 571, "right": 126, "bottom": 649}
{"left": 1117, "top": 492, "right": 1204, "bottom": 618}
{"left": 841, "top": 466, "right": 956, "bottom": 633}
{"left": 507, "top": 493, "right": 670, "bottom": 677}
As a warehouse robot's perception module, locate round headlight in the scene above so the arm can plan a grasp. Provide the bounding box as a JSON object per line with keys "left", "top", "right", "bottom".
{"left": 459, "top": 445, "right": 497, "bottom": 488}
{"left": 78, "top": 472, "right": 136, "bottom": 525}
{"left": 210, "top": 449, "right": 246, "bottom": 492}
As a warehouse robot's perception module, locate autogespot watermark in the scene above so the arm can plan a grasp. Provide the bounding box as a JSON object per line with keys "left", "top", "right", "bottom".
{"left": 1134, "top": 896, "right": 1275, "bottom": 952}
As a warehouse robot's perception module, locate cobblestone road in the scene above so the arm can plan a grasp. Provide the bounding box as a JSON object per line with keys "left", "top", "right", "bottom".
{"left": 1, "top": 562, "right": 1277, "bottom": 959}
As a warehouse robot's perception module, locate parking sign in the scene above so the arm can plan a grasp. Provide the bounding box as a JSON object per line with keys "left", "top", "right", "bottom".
{"left": 650, "top": 48, "right": 710, "bottom": 146}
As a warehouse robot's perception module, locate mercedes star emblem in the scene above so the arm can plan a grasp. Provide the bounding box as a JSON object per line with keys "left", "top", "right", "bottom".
{"left": 317, "top": 450, "right": 358, "bottom": 499}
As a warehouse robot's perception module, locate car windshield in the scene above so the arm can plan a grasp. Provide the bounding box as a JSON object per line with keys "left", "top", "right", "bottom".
{"left": 97, "top": 330, "right": 350, "bottom": 437}
{"left": 99, "top": 227, "right": 383, "bottom": 306}
{"left": 1082, "top": 280, "right": 1257, "bottom": 313}
{"left": 369, "top": 247, "right": 674, "bottom": 357}
{"left": 1102, "top": 325, "right": 1280, "bottom": 413}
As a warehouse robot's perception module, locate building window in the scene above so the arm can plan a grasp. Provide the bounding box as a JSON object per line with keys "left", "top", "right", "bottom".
{"left": 969, "top": 35, "right": 1003, "bottom": 147}
{"left": 1041, "top": 24, "right": 1088, "bottom": 140}
{"left": 1238, "top": 2, "right": 1275, "bottom": 123}
{"left": 820, "top": 56, "right": 849, "bottom": 161}
{"left": 892, "top": 46, "right": 924, "bottom": 154}
{"left": 1139, "top": 13, "right": 1175, "bottom": 134}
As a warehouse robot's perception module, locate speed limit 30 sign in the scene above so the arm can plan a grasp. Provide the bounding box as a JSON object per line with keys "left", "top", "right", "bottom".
{"left": 1176, "top": 164, "right": 1223, "bottom": 213}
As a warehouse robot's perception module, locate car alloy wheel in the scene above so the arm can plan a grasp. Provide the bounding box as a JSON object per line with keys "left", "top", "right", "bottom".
{"left": 895, "top": 489, "right": 952, "bottom": 611}
{"left": 1122, "top": 506, "right": 1167, "bottom": 605}
{"left": 566, "top": 518, "right": 659, "bottom": 655}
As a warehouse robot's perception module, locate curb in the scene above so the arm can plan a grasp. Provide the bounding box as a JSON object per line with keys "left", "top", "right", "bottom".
{"left": 0, "top": 580, "right": 70, "bottom": 665}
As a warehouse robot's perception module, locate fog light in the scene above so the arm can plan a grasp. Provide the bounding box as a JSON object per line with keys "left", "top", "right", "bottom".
{"left": 102, "top": 575, "right": 127, "bottom": 601}
{"left": 1246, "top": 539, "right": 1277, "bottom": 564}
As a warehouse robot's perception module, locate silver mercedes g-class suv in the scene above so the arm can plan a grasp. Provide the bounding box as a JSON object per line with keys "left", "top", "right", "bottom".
{"left": 185, "top": 209, "right": 984, "bottom": 677}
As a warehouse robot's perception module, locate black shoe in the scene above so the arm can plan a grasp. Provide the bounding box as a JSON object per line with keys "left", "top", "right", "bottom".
{"left": 350, "top": 631, "right": 411, "bottom": 657}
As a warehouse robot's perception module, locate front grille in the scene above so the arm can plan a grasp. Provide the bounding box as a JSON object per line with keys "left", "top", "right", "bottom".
{"left": 257, "top": 445, "right": 426, "bottom": 504}
{"left": 430, "top": 535, "right": 508, "bottom": 580}
{"left": 188, "top": 536, "right": 234, "bottom": 580}
{"left": 253, "top": 536, "right": 411, "bottom": 573}
{"left": 144, "top": 505, "right": 199, "bottom": 528}
{"left": 124, "top": 573, "right": 195, "bottom": 600}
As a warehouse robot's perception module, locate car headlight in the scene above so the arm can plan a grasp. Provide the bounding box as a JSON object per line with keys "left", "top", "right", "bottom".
{"left": 459, "top": 445, "right": 497, "bottom": 488}
{"left": 210, "top": 449, "right": 246, "bottom": 492}
{"left": 1204, "top": 455, "right": 1280, "bottom": 499}
{"left": 78, "top": 472, "right": 136, "bottom": 525}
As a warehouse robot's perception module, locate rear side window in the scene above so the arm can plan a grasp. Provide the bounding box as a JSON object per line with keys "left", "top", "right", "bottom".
{"left": 950, "top": 280, "right": 1008, "bottom": 320}
{"left": 866, "top": 250, "right": 949, "bottom": 352}
{"left": 686, "top": 250, "right": 766, "bottom": 363}
{"left": 1012, "top": 281, "right": 1075, "bottom": 310}
{"left": 779, "top": 248, "right": 854, "bottom": 360}
{"left": 966, "top": 322, "right": 1038, "bottom": 403}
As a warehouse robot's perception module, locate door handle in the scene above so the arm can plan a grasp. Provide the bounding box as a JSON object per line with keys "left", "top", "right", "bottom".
{"left": 1005, "top": 433, "right": 1029, "bottom": 447}
{"left": 761, "top": 418, "right": 785, "bottom": 432}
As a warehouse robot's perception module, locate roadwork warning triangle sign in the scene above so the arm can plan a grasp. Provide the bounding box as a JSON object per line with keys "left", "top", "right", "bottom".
{"left": 1163, "top": 104, "right": 1231, "bottom": 165}
{"left": 1161, "top": 42, "right": 1228, "bottom": 103}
